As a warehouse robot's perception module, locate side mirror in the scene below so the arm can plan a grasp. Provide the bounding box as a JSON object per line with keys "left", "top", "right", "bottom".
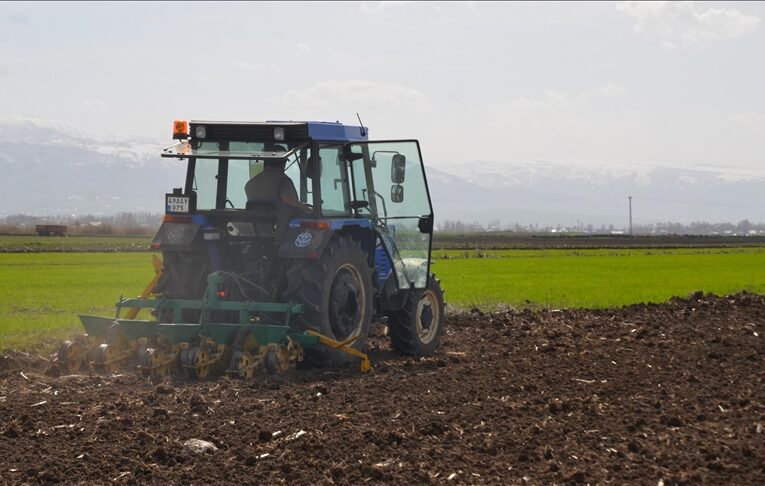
{"left": 391, "top": 184, "right": 404, "bottom": 203}
{"left": 391, "top": 154, "right": 406, "bottom": 183}
{"left": 418, "top": 215, "right": 433, "bottom": 234}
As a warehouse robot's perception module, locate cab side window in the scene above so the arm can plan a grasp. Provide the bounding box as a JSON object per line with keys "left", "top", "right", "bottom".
{"left": 319, "top": 146, "right": 350, "bottom": 216}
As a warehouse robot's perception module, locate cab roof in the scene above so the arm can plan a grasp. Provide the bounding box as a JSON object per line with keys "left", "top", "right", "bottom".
{"left": 189, "top": 120, "right": 368, "bottom": 143}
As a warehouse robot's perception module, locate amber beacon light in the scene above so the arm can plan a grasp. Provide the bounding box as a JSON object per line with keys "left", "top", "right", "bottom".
{"left": 172, "top": 120, "right": 189, "bottom": 140}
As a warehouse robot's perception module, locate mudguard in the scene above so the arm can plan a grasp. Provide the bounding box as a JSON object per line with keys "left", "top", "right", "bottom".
{"left": 151, "top": 222, "right": 201, "bottom": 250}
{"left": 277, "top": 227, "right": 332, "bottom": 258}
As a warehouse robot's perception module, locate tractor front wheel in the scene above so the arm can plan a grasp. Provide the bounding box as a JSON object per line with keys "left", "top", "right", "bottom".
{"left": 388, "top": 274, "right": 446, "bottom": 356}
{"left": 285, "top": 237, "right": 373, "bottom": 367}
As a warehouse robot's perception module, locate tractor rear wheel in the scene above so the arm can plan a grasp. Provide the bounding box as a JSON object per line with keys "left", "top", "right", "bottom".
{"left": 388, "top": 274, "right": 446, "bottom": 356}
{"left": 285, "top": 237, "right": 373, "bottom": 367}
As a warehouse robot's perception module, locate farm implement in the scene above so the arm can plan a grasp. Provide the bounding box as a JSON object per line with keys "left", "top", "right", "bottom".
{"left": 58, "top": 270, "right": 371, "bottom": 378}
{"left": 57, "top": 119, "right": 446, "bottom": 379}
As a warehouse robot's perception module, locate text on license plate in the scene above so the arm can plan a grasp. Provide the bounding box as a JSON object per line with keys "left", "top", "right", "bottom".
{"left": 167, "top": 196, "right": 189, "bottom": 213}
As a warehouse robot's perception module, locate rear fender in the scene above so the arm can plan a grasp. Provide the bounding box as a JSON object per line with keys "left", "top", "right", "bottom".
{"left": 151, "top": 221, "right": 202, "bottom": 251}
{"left": 336, "top": 225, "right": 375, "bottom": 257}
{"left": 277, "top": 218, "right": 374, "bottom": 260}
{"left": 277, "top": 225, "right": 332, "bottom": 259}
{"left": 151, "top": 214, "right": 222, "bottom": 270}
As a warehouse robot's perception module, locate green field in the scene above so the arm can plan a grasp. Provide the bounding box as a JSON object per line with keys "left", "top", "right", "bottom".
{"left": 1, "top": 247, "right": 764, "bottom": 351}
{"left": 0, "top": 253, "right": 155, "bottom": 351}
{"left": 434, "top": 247, "right": 765, "bottom": 308}
{"left": 0, "top": 235, "right": 152, "bottom": 252}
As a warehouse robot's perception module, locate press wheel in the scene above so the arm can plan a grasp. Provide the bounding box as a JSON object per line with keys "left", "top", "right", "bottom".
{"left": 94, "top": 343, "right": 122, "bottom": 374}
{"left": 141, "top": 348, "right": 171, "bottom": 377}
{"left": 58, "top": 340, "right": 84, "bottom": 374}
{"left": 229, "top": 351, "right": 254, "bottom": 379}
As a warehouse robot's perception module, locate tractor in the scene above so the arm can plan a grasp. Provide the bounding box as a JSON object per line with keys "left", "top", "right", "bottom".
{"left": 58, "top": 119, "right": 445, "bottom": 377}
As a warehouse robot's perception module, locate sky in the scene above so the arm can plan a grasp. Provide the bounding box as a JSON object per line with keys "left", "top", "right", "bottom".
{"left": 1, "top": 1, "right": 764, "bottom": 173}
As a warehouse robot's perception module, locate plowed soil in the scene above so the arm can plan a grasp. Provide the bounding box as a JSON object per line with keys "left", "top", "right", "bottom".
{"left": 1, "top": 293, "right": 763, "bottom": 485}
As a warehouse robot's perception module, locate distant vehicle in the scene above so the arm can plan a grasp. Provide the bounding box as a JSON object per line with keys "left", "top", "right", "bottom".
{"left": 35, "top": 224, "right": 67, "bottom": 236}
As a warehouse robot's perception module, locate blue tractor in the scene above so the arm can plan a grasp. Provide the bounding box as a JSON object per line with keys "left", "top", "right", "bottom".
{"left": 59, "top": 119, "right": 445, "bottom": 377}
{"left": 59, "top": 121, "right": 446, "bottom": 378}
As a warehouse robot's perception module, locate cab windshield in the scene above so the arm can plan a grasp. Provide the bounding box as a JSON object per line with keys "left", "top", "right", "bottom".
{"left": 189, "top": 141, "right": 312, "bottom": 210}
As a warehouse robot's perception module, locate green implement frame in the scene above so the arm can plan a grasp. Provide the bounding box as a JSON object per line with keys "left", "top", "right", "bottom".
{"left": 77, "top": 271, "right": 371, "bottom": 370}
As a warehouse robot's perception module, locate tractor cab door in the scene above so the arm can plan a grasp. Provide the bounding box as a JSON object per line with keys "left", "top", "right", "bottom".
{"left": 347, "top": 140, "right": 433, "bottom": 290}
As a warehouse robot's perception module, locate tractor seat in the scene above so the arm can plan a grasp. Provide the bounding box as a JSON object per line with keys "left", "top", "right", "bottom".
{"left": 246, "top": 198, "right": 293, "bottom": 240}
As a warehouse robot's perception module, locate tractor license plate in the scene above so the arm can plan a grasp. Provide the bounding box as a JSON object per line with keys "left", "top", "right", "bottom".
{"left": 166, "top": 196, "right": 189, "bottom": 213}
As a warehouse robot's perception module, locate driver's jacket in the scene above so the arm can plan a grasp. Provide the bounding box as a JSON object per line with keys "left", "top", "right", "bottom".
{"left": 245, "top": 167, "right": 299, "bottom": 207}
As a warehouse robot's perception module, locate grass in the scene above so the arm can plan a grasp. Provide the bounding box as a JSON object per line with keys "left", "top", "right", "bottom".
{"left": 433, "top": 246, "right": 765, "bottom": 260}
{"left": 1, "top": 247, "right": 764, "bottom": 352}
{"left": 433, "top": 247, "right": 765, "bottom": 309}
{"left": 0, "top": 253, "right": 156, "bottom": 351}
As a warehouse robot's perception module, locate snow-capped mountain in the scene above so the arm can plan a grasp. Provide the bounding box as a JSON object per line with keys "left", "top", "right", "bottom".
{"left": 1, "top": 116, "right": 763, "bottom": 226}
{"left": 0, "top": 115, "right": 162, "bottom": 163}
{"left": 0, "top": 116, "right": 184, "bottom": 216}
{"left": 431, "top": 160, "right": 765, "bottom": 226}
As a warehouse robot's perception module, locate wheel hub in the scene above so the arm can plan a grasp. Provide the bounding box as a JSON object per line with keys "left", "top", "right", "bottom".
{"left": 416, "top": 290, "right": 440, "bottom": 345}
{"left": 421, "top": 304, "right": 433, "bottom": 331}
{"left": 329, "top": 265, "right": 365, "bottom": 340}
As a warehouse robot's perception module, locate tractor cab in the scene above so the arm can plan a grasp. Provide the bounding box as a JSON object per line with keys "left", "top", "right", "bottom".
{"left": 158, "top": 121, "right": 433, "bottom": 291}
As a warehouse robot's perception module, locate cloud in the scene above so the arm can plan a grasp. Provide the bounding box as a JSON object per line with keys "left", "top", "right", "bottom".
{"left": 7, "top": 13, "right": 30, "bottom": 25}
{"left": 83, "top": 99, "right": 108, "bottom": 111}
{"left": 281, "top": 80, "right": 428, "bottom": 109}
{"left": 490, "top": 86, "right": 626, "bottom": 116}
{"left": 724, "top": 111, "right": 765, "bottom": 126}
{"left": 0, "top": 66, "right": 9, "bottom": 76}
{"left": 296, "top": 42, "right": 310, "bottom": 52}
{"left": 360, "top": 1, "right": 413, "bottom": 14}
{"left": 359, "top": 1, "right": 467, "bottom": 14}
{"left": 617, "top": 1, "right": 761, "bottom": 49}
{"left": 451, "top": 83, "right": 647, "bottom": 166}
{"left": 491, "top": 91, "right": 574, "bottom": 113}
{"left": 483, "top": 90, "right": 590, "bottom": 145}
{"left": 232, "top": 60, "right": 265, "bottom": 72}
{"left": 600, "top": 83, "right": 628, "bottom": 98}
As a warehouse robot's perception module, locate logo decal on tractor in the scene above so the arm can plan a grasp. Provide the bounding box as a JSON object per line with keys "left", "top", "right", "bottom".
{"left": 295, "top": 232, "right": 313, "bottom": 248}
{"left": 167, "top": 226, "right": 184, "bottom": 242}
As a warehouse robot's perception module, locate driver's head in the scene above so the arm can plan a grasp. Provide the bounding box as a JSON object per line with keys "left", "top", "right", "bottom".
{"left": 264, "top": 158, "right": 286, "bottom": 171}
{"left": 263, "top": 143, "right": 287, "bottom": 171}
{"left": 264, "top": 143, "right": 286, "bottom": 153}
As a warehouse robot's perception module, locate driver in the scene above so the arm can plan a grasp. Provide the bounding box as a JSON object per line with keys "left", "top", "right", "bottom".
{"left": 245, "top": 144, "right": 311, "bottom": 214}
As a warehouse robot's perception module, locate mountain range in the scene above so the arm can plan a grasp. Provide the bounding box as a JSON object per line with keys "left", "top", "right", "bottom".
{"left": 1, "top": 116, "right": 764, "bottom": 227}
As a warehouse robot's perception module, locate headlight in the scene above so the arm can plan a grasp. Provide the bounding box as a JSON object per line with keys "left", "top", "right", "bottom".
{"left": 195, "top": 125, "right": 207, "bottom": 139}
{"left": 273, "top": 126, "right": 285, "bottom": 141}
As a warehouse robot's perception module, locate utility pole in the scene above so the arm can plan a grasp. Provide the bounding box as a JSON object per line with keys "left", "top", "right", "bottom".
{"left": 628, "top": 196, "right": 633, "bottom": 235}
